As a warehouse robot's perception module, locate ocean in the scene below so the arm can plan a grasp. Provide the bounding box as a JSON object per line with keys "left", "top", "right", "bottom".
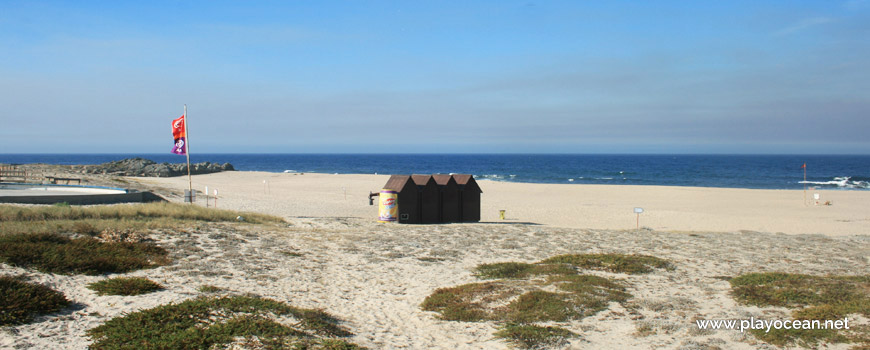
{"left": 1, "top": 154, "right": 868, "bottom": 190}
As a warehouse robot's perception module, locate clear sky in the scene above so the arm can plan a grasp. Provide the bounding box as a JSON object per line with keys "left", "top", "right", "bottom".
{"left": 1, "top": 1, "right": 868, "bottom": 154}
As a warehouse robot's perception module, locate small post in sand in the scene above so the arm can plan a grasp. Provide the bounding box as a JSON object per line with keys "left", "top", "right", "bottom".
{"left": 634, "top": 207, "right": 644, "bottom": 229}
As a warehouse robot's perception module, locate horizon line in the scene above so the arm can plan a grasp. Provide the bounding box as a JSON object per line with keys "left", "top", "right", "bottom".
{"left": 2, "top": 152, "right": 870, "bottom": 156}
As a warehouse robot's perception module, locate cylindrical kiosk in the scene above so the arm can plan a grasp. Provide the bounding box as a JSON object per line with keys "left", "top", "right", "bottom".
{"left": 378, "top": 189, "right": 398, "bottom": 223}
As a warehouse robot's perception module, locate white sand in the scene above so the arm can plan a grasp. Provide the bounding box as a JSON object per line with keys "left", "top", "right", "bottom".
{"left": 136, "top": 171, "right": 870, "bottom": 236}
{"left": 3, "top": 172, "right": 868, "bottom": 350}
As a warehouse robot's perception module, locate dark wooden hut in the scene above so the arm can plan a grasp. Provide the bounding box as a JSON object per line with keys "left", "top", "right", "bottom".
{"left": 453, "top": 174, "right": 482, "bottom": 222}
{"left": 383, "top": 175, "right": 419, "bottom": 224}
{"left": 412, "top": 174, "right": 440, "bottom": 224}
{"left": 432, "top": 174, "right": 460, "bottom": 223}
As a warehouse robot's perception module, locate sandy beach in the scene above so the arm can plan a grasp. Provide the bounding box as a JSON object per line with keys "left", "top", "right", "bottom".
{"left": 2, "top": 171, "right": 869, "bottom": 349}
{"left": 136, "top": 171, "right": 870, "bottom": 236}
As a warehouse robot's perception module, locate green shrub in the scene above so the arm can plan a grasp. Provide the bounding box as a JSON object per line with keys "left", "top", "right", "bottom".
{"left": 0, "top": 232, "right": 169, "bottom": 275}
{"left": 420, "top": 282, "right": 516, "bottom": 322}
{"left": 0, "top": 275, "right": 70, "bottom": 325}
{"left": 88, "top": 277, "right": 163, "bottom": 296}
{"left": 730, "top": 272, "right": 870, "bottom": 347}
{"left": 547, "top": 274, "right": 627, "bottom": 295}
{"left": 87, "top": 296, "right": 363, "bottom": 350}
{"left": 504, "top": 291, "right": 580, "bottom": 323}
{"left": 494, "top": 324, "right": 577, "bottom": 350}
{"left": 422, "top": 274, "right": 629, "bottom": 324}
{"left": 198, "top": 285, "right": 224, "bottom": 293}
{"left": 422, "top": 253, "right": 659, "bottom": 349}
{"left": 474, "top": 262, "right": 575, "bottom": 279}
{"left": 540, "top": 253, "right": 674, "bottom": 274}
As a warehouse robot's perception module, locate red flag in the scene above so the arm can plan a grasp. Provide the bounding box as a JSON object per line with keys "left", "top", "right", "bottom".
{"left": 171, "top": 115, "right": 186, "bottom": 155}
{"left": 172, "top": 115, "right": 186, "bottom": 139}
{"left": 801, "top": 163, "right": 806, "bottom": 169}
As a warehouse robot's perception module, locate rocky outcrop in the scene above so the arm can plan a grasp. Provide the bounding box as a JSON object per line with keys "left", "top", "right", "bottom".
{"left": 80, "top": 158, "right": 234, "bottom": 177}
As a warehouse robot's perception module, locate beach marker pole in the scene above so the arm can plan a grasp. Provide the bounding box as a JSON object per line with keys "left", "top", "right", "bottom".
{"left": 205, "top": 186, "right": 209, "bottom": 208}
{"left": 214, "top": 189, "right": 218, "bottom": 208}
{"left": 634, "top": 207, "right": 644, "bottom": 229}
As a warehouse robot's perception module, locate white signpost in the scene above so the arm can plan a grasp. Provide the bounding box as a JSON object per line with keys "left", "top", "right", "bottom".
{"left": 634, "top": 207, "right": 644, "bottom": 229}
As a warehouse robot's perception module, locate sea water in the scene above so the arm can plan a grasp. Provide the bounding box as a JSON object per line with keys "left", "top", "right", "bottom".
{"left": 1, "top": 154, "right": 867, "bottom": 190}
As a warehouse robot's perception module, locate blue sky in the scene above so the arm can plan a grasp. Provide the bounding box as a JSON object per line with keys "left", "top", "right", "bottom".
{"left": 1, "top": 1, "right": 868, "bottom": 154}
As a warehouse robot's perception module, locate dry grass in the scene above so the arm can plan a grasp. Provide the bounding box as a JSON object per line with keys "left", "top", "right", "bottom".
{"left": 0, "top": 202, "right": 284, "bottom": 236}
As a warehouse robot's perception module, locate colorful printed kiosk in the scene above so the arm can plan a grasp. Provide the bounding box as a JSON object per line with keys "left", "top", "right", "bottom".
{"left": 374, "top": 174, "right": 481, "bottom": 224}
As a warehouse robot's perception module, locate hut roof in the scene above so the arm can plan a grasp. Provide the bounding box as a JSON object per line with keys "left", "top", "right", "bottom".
{"left": 452, "top": 174, "right": 473, "bottom": 185}
{"left": 453, "top": 174, "right": 482, "bottom": 193}
{"left": 432, "top": 174, "right": 455, "bottom": 186}
{"left": 384, "top": 175, "right": 412, "bottom": 191}
{"left": 411, "top": 174, "right": 434, "bottom": 185}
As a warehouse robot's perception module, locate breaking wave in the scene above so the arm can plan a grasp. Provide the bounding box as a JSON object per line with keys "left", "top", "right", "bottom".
{"left": 800, "top": 176, "right": 869, "bottom": 189}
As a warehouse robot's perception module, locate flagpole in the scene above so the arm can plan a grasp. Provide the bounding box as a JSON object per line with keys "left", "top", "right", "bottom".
{"left": 184, "top": 104, "right": 192, "bottom": 202}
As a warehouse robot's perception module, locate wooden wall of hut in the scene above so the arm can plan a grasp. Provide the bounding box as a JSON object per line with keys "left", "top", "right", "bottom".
{"left": 433, "top": 174, "right": 460, "bottom": 223}
{"left": 412, "top": 175, "right": 440, "bottom": 224}
{"left": 454, "top": 174, "right": 482, "bottom": 222}
{"left": 383, "top": 175, "right": 419, "bottom": 224}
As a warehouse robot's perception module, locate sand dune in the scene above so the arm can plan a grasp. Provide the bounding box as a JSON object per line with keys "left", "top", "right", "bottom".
{"left": 3, "top": 171, "right": 868, "bottom": 349}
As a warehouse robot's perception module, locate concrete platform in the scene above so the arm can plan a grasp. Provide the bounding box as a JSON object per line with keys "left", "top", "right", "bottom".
{"left": 0, "top": 183, "right": 163, "bottom": 205}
